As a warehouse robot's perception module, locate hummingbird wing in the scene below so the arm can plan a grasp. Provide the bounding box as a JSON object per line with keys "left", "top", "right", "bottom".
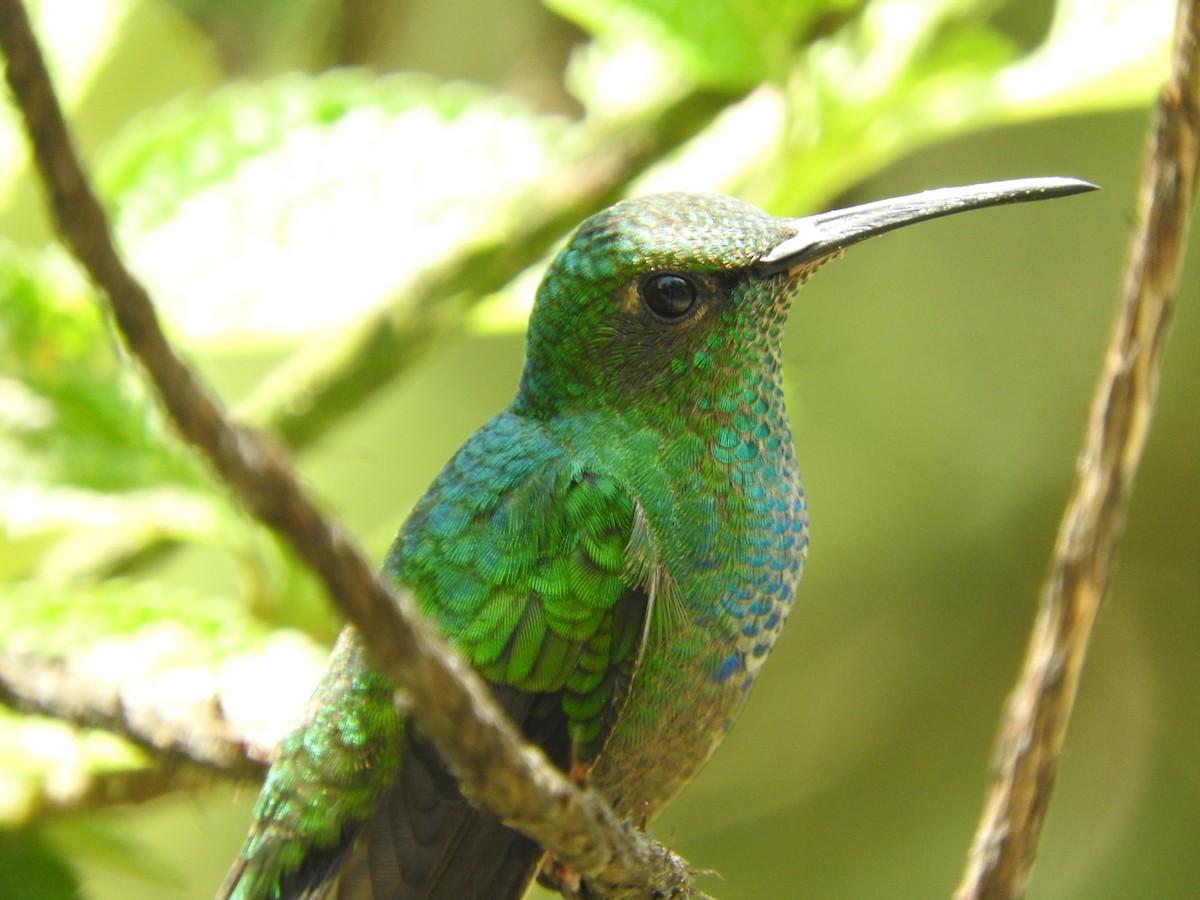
{"left": 219, "top": 413, "right": 663, "bottom": 899}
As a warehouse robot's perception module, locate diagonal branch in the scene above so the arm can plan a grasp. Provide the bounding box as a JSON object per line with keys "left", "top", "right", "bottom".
{"left": 0, "top": 2, "right": 710, "bottom": 897}
{"left": 955, "top": 1, "right": 1200, "bottom": 897}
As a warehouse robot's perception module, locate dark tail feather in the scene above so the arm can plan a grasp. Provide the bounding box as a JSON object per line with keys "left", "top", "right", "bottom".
{"left": 333, "top": 687, "right": 569, "bottom": 900}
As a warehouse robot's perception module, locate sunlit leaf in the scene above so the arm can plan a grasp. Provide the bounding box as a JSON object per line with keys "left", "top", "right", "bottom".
{"left": 0, "top": 246, "right": 206, "bottom": 492}
{"left": 547, "top": 0, "right": 853, "bottom": 89}
{"left": 762, "top": 0, "right": 1169, "bottom": 211}
{"left": 0, "top": 0, "right": 218, "bottom": 246}
{"left": 97, "top": 71, "right": 565, "bottom": 345}
{"left": 0, "top": 708, "right": 145, "bottom": 827}
{"left": 0, "top": 245, "right": 235, "bottom": 578}
{"left": 995, "top": 0, "right": 1173, "bottom": 114}
{"left": 0, "top": 580, "right": 263, "bottom": 656}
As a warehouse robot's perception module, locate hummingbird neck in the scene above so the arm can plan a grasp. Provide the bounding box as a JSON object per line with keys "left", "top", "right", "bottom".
{"left": 514, "top": 321, "right": 796, "bottom": 524}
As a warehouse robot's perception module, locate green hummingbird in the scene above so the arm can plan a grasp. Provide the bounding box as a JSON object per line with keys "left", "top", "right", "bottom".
{"left": 217, "top": 177, "right": 1095, "bottom": 900}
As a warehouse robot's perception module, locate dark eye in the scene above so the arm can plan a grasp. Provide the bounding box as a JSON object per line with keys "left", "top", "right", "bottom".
{"left": 640, "top": 273, "right": 697, "bottom": 320}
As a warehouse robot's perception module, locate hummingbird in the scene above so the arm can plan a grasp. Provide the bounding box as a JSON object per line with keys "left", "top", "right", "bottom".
{"left": 217, "top": 177, "right": 1095, "bottom": 899}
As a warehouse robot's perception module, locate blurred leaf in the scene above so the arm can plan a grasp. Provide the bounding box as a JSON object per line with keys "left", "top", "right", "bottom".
{"left": 0, "top": 580, "right": 265, "bottom": 657}
{"left": 761, "top": 0, "right": 1170, "bottom": 211}
{"left": 994, "top": 0, "right": 1174, "bottom": 115}
{"left": 0, "top": 245, "right": 237, "bottom": 578}
{"left": 0, "top": 246, "right": 205, "bottom": 492}
{"left": 563, "top": 32, "right": 691, "bottom": 118}
{"left": 0, "top": 0, "right": 218, "bottom": 247}
{"left": 547, "top": 0, "right": 853, "bottom": 89}
{"left": 0, "top": 829, "right": 79, "bottom": 900}
{"left": 0, "top": 709, "right": 144, "bottom": 827}
{"left": 96, "top": 71, "right": 566, "bottom": 345}
{"left": 556, "top": 0, "right": 1170, "bottom": 217}
{"left": 0, "top": 485, "right": 230, "bottom": 582}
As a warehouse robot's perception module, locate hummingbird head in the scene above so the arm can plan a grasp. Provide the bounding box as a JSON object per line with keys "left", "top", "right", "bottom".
{"left": 515, "top": 191, "right": 804, "bottom": 420}
{"left": 514, "top": 179, "right": 1096, "bottom": 421}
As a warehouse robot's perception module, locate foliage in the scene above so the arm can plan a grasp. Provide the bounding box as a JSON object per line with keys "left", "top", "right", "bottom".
{"left": 0, "top": 0, "right": 1176, "bottom": 897}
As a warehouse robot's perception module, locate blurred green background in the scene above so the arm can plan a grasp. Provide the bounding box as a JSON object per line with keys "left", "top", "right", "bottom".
{"left": 0, "top": 0, "right": 1196, "bottom": 898}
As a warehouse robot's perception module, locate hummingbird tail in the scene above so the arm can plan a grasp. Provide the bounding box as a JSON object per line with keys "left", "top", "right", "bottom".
{"left": 329, "top": 686, "right": 568, "bottom": 900}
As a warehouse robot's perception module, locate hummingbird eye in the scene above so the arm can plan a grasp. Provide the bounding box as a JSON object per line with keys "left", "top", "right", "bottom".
{"left": 639, "top": 272, "right": 697, "bottom": 321}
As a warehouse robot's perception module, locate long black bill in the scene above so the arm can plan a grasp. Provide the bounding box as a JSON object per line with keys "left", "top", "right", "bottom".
{"left": 757, "top": 177, "right": 1098, "bottom": 276}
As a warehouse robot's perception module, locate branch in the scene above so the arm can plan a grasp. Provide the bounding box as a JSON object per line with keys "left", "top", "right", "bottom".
{"left": 955, "top": 2, "right": 1200, "bottom": 898}
{"left": 0, "top": 2, "right": 710, "bottom": 897}
{"left": 0, "top": 651, "right": 267, "bottom": 781}
{"left": 0, "top": 649, "right": 269, "bottom": 820}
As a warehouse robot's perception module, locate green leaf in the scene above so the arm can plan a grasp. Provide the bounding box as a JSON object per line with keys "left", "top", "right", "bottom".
{"left": 0, "top": 245, "right": 235, "bottom": 578}
{"left": 0, "top": 245, "right": 206, "bottom": 493}
{"left": 0, "top": 0, "right": 218, "bottom": 248}
{"left": 547, "top": 0, "right": 852, "bottom": 89}
{"left": 992, "top": 0, "right": 1173, "bottom": 115}
{"left": 760, "top": 0, "right": 1170, "bottom": 212}
{"left": 0, "top": 0, "right": 133, "bottom": 204}
{"left": 0, "top": 579, "right": 266, "bottom": 657}
{"left": 96, "top": 71, "right": 566, "bottom": 346}
{"left": 556, "top": 0, "right": 1169, "bottom": 219}
{"left": 0, "top": 709, "right": 145, "bottom": 827}
{"left": 0, "top": 829, "right": 79, "bottom": 900}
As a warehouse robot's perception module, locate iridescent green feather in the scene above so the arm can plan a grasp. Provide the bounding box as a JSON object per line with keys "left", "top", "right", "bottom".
{"left": 391, "top": 416, "right": 655, "bottom": 726}
{"left": 224, "top": 412, "right": 659, "bottom": 897}
{"left": 222, "top": 633, "right": 402, "bottom": 899}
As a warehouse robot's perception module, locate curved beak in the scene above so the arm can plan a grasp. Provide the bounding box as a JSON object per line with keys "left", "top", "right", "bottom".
{"left": 757, "top": 177, "right": 1098, "bottom": 276}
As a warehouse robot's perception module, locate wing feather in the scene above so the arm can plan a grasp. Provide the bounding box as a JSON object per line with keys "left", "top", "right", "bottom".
{"left": 220, "top": 413, "right": 669, "bottom": 899}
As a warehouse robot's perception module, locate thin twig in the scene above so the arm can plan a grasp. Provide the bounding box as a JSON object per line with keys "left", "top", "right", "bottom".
{"left": 955, "top": 1, "right": 1200, "bottom": 898}
{"left": 0, "top": 2, "right": 709, "bottom": 896}
{"left": 0, "top": 651, "right": 267, "bottom": 780}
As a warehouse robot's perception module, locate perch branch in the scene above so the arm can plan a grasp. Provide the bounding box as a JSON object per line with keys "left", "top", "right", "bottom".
{"left": 955, "top": 1, "right": 1200, "bottom": 898}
